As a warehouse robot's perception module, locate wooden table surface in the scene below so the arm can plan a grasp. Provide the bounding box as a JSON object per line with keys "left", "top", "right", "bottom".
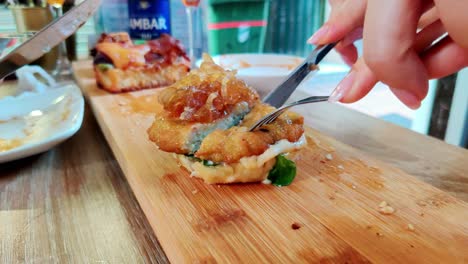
{"left": 1, "top": 87, "right": 467, "bottom": 263}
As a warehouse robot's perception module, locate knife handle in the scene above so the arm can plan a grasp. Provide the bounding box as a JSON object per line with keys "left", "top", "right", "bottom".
{"left": 307, "top": 43, "right": 337, "bottom": 65}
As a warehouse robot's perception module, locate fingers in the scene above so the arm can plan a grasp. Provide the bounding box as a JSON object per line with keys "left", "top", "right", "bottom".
{"left": 329, "top": 58, "right": 377, "bottom": 103}
{"left": 422, "top": 36, "right": 468, "bottom": 79}
{"left": 389, "top": 88, "right": 422, "bottom": 109}
{"left": 433, "top": 0, "right": 468, "bottom": 48}
{"left": 335, "top": 43, "right": 358, "bottom": 66}
{"left": 340, "top": 28, "right": 363, "bottom": 47}
{"left": 392, "top": 18, "right": 447, "bottom": 108}
{"left": 340, "top": 58, "right": 377, "bottom": 103}
{"left": 329, "top": 16, "right": 449, "bottom": 109}
{"left": 414, "top": 20, "right": 445, "bottom": 52}
{"left": 329, "top": 59, "right": 426, "bottom": 109}
{"left": 308, "top": 0, "right": 366, "bottom": 45}
{"left": 418, "top": 7, "right": 438, "bottom": 29}
{"left": 363, "top": 0, "right": 428, "bottom": 103}
{"left": 331, "top": 28, "right": 362, "bottom": 65}
{"left": 324, "top": 0, "right": 467, "bottom": 109}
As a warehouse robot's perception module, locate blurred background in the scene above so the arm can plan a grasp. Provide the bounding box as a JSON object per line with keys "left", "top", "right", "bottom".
{"left": 0, "top": 0, "right": 466, "bottom": 148}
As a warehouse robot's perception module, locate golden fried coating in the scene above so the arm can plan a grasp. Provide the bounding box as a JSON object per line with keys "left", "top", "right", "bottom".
{"left": 158, "top": 54, "right": 259, "bottom": 123}
{"left": 148, "top": 54, "right": 259, "bottom": 154}
{"left": 147, "top": 54, "right": 306, "bottom": 184}
{"left": 148, "top": 54, "right": 304, "bottom": 166}
{"left": 194, "top": 103, "right": 304, "bottom": 164}
{"left": 147, "top": 115, "right": 195, "bottom": 154}
{"left": 147, "top": 103, "right": 250, "bottom": 154}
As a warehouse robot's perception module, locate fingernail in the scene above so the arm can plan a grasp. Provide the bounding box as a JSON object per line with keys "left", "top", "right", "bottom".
{"left": 390, "top": 88, "right": 421, "bottom": 109}
{"left": 329, "top": 71, "right": 356, "bottom": 103}
{"left": 307, "top": 25, "right": 330, "bottom": 44}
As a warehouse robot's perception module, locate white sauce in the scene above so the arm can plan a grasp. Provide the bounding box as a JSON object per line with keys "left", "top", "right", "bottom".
{"left": 178, "top": 134, "right": 307, "bottom": 184}
{"left": 239, "top": 134, "right": 306, "bottom": 168}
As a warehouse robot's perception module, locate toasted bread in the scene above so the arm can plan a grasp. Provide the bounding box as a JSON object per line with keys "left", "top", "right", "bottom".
{"left": 93, "top": 33, "right": 190, "bottom": 93}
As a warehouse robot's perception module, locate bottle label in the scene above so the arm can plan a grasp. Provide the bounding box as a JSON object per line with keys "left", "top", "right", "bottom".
{"left": 128, "top": 0, "right": 171, "bottom": 40}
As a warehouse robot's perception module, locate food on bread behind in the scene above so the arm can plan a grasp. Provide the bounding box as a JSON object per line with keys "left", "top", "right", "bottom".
{"left": 92, "top": 32, "right": 190, "bottom": 93}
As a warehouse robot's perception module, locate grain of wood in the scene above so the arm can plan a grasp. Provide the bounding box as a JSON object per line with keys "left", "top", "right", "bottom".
{"left": 72, "top": 60, "right": 468, "bottom": 263}
{"left": 288, "top": 89, "right": 468, "bottom": 202}
{"left": 0, "top": 104, "right": 168, "bottom": 263}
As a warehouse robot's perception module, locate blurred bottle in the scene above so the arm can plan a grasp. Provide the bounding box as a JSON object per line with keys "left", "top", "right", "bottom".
{"left": 170, "top": 0, "right": 188, "bottom": 46}
{"left": 93, "top": 0, "right": 130, "bottom": 34}
{"left": 128, "top": 0, "right": 171, "bottom": 40}
{"left": 170, "top": 0, "right": 206, "bottom": 62}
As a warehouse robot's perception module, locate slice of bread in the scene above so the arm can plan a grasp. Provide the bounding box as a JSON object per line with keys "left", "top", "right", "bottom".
{"left": 94, "top": 62, "right": 189, "bottom": 93}
{"left": 93, "top": 33, "right": 190, "bottom": 93}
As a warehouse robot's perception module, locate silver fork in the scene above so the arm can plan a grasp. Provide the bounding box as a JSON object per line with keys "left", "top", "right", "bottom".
{"left": 249, "top": 95, "right": 329, "bottom": 131}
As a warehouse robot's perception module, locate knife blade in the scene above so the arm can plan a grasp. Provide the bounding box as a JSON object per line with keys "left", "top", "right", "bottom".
{"left": 262, "top": 43, "right": 336, "bottom": 108}
{"left": 0, "top": 0, "right": 101, "bottom": 80}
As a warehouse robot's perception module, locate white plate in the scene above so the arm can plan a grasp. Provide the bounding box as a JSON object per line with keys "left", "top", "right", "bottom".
{"left": 199, "top": 53, "right": 349, "bottom": 98}
{"left": 0, "top": 83, "right": 84, "bottom": 163}
{"left": 200, "top": 54, "right": 302, "bottom": 98}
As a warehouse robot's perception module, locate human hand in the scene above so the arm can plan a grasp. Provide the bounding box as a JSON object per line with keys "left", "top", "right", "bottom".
{"left": 308, "top": 0, "right": 468, "bottom": 109}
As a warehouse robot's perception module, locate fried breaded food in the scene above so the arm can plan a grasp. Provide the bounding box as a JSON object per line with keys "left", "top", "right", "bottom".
{"left": 147, "top": 102, "right": 250, "bottom": 154}
{"left": 147, "top": 54, "right": 306, "bottom": 185}
{"left": 177, "top": 129, "right": 306, "bottom": 184}
{"left": 195, "top": 103, "right": 304, "bottom": 163}
{"left": 147, "top": 54, "right": 259, "bottom": 154}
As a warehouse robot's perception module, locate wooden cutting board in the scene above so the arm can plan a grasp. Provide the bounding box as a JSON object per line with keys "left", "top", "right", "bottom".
{"left": 73, "top": 61, "right": 468, "bottom": 263}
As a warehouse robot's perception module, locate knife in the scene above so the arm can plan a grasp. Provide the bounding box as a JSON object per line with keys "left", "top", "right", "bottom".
{"left": 0, "top": 0, "right": 101, "bottom": 80}
{"left": 262, "top": 43, "right": 336, "bottom": 108}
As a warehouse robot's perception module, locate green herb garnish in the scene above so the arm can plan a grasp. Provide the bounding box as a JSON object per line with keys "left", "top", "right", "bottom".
{"left": 267, "top": 155, "right": 297, "bottom": 186}
{"left": 202, "top": 160, "right": 219, "bottom": 167}
{"left": 96, "top": 63, "right": 114, "bottom": 72}
{"left": 185, "top": 154, "right": 218, "bottom": 166}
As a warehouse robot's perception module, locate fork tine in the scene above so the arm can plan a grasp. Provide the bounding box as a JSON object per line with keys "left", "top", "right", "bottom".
{"left": 268, "top": 108, "right": 285, "bottom": 120}
{"left": 249, "top": 95, "right": 330, "bottom": 131}
{"left": 267, "top": 108, "right": 288, "bottom": 122}
{"left": 294, "top": 95, "right": 329, "bottom": 105}
{"left": 252, "top": 112, "right": 277, "bottom": 130}
{"left": 266, "top": 112, "right": 283, "bottom": 123}
{"left": 251, "top": 118, "right": 267, "bottom": 131}
{"left": 263, "top": 116, "right": 278, "bottom": 125}
{"left": 250, "top": 107, "right": 287, "bottom": 131}
{"left": 260, "top": 115, "right": 276, "bottom": 126}
{"left": 262, "top": 111, "right": 284, "bottom": 126}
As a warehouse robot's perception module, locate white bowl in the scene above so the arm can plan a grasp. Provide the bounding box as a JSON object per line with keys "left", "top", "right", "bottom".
{"left": 200, "top": 54, "right": 304, "bottom": 98}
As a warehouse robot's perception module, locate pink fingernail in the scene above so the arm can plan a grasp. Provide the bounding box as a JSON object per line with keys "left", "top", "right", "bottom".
{"left": 390, "top": 88, "right": 421, "bottom": 109}
{"left": 307, "top": 25, "right": 330, "bottom": 44}
{"left": 329, "top": 71, "right": 356, "bottom": 103}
